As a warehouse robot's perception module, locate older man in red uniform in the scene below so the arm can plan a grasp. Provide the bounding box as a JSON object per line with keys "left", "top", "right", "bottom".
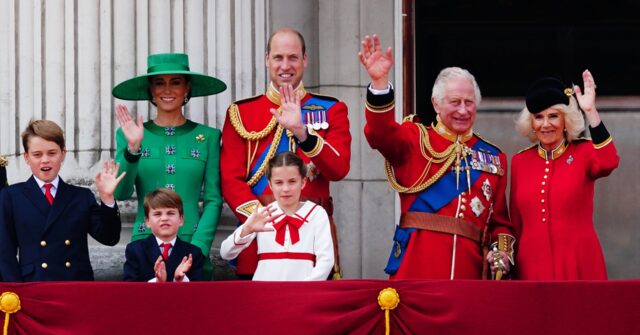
{"left": 359, "top": 35, "right": 514, "bottom": 279}
{"left": 221, "top": 28, "right": 351, "bottom": 279}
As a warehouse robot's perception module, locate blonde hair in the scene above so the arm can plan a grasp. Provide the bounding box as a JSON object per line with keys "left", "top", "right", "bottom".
{"left": 515, "top": 98, "right": 585, "bottom": 143}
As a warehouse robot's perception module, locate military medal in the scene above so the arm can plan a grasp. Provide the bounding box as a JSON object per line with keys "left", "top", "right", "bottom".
{"left": 313, "top": 111, "right": 322, "bottom": 130}
{"left": 321, "top": 110, "right": 329, "bottom": 129}
{"left": 482, "top": 178, "right": 492, "bottom": 201}
{"left": 470, "top": 196, "right": 485, "bottom": 217}
{"left": 305, "top": 113, "right": 313, "bottom": 129}
{"left": 470, "top": 149, "right": 503, "bottom": 176}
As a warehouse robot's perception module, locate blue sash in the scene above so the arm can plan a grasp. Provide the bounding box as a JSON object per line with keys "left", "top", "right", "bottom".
{"left": 384, "top": 138, "right": 500, "bottom": 274}
{"left": 249, "top": 96, "right": 336, "bottom": 195}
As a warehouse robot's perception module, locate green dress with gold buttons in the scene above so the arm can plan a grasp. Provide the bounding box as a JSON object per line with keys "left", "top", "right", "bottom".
{"left": 115, "top": 120, "right": 222, "bottom": 279}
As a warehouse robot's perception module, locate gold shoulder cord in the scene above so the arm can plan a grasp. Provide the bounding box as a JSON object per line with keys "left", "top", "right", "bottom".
{"left": 384, "top": 123, "right": 458, "bottom": 194}
{"left": 229, "top": 104, "right": 278, "bottom": 141}
{"left": 246, "top": 125, "right": 284, "bottom": 187}
{"left": 228, "top": 103, "right": 284, "bottom": 186}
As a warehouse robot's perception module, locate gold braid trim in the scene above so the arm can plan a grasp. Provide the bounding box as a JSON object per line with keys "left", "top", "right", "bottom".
{"left": 384, "top": 124, "right": 459, "bottom": 194}
{"left": 246, "top": 124, "right": 284, "bottom": 187}
{"left": 229, "top": 103, "right": 278, "bottom": 141}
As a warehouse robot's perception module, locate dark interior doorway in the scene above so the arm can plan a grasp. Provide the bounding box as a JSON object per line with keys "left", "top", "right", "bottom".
{"left": 408, "top": 0, "right": 640, "bottom": 124}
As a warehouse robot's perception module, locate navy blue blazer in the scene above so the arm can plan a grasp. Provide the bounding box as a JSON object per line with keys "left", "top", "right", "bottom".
{"left": 0, "top": 176, "right": 121, "bottom": 281}
{"left": 123, "top": 234, "right": 205, "bottom": 282}
{"left": 0, "top": 165, "right": 7, "bottom": 191}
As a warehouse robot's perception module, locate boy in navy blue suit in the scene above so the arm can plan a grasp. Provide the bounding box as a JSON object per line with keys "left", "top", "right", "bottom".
{"left": 0, "top": 120, "right": 125, "bottom": 281}
{"left": 123, "top": 188, "right": 204, "bottom": 282}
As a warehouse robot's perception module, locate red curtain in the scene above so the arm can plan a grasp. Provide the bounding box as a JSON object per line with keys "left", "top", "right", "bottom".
{"left": 1, "top": 280, "right": 639, "bottom": 335}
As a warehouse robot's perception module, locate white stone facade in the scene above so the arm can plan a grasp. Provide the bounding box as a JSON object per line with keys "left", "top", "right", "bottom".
{"left": 1, "top": 0, "right": 638, "bottom": 279}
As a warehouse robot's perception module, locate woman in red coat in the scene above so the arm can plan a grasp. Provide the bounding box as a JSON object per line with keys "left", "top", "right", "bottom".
{"left": 510, "top": 70, "right": 619, "bottom": 280}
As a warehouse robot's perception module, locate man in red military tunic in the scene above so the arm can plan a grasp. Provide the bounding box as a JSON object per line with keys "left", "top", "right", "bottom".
{"left": 359, "top": 34, "right": 514, "bottom": 279}
{"left": 221, "top": 28, "right": 351, "bottom": 279}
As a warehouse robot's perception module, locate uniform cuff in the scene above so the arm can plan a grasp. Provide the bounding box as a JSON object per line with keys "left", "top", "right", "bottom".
{"left": 589, "top": 122, "right": 612, "bottom": 147}
{"left": 298, "top": 131, "right": 319, "bottom": 152}
{"left": 366, "top": 87, "right": 395, "bottom": 112}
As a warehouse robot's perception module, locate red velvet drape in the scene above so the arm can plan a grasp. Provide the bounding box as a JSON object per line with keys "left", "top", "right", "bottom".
{"left": 1, "top": 280, "right": 639, "bottom": 335}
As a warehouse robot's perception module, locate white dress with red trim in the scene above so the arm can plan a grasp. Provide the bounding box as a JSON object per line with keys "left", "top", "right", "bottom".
{"left": 219, "top": 201, "right": 334, "bottom": 281}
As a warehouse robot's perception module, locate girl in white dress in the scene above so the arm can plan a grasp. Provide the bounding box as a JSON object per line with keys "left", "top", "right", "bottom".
{"left": 220, "top": 151, "right": 334, "bottom": 281}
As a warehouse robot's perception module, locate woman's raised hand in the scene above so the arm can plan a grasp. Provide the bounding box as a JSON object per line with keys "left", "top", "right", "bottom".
{"left": 115, "top": 104, "right": 144, "bottom": 152}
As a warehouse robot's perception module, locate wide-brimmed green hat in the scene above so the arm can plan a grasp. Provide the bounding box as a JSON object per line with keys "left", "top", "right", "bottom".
{"left": 112, "top": 53, "right": 226, "bottom": 100}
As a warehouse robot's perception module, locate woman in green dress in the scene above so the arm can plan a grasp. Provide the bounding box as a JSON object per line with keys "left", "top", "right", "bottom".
{"left": 112, "top": 53, "right": 226, "bottom": 279}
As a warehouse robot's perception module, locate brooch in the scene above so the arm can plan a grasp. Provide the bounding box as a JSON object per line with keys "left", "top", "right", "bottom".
{"left": 566, "top": 155, "right": 574, "bottom": 165}
{"left": 195, "top": 134, "right": 205, "bottom": 142}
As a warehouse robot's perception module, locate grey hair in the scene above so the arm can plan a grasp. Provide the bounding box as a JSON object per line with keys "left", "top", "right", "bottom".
{"left": 431, "top": 67, "right": 482, "bottom": 105}
{"left": 515, "top": 97, "right": 585, "bottom": 143}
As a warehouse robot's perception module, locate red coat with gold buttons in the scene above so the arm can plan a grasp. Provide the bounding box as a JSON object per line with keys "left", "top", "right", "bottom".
{"left": 220, "top": 84, "right": 351, "bottom": 275}
{"left": 364, "top": 89, "right": 513, "bottom": 280}
{"left": 510, "top": 138, "right": 619, "bottom": 280}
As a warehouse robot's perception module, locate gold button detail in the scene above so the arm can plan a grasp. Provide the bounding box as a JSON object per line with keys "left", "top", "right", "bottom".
{"left": 541, "top": 189, "right": 545, "bottom": 194}
{"left": 458, "top": 213, "right": 464, "bottom": 218}
{"left": 460, "top": 205, "right": 466, "bottom": 211}
{"left": 545, "top": 168, "right": 550, "bottom": 172}
{"left": 543, "top": 175, "right": 548, "bottom": 179}
{"left": 65, "top": 240, "right": 71, "bottom": 246}
{"left": 542, "top": 209, "right": 546, "bottom": 213}
{"left": 541, "top": 199, "right": 545, "bottom": 203}
{"left": 542, "top": 181, "right": 546, "bottom": 186}
{"left": 542, "top": 218, "right": 546, "bottom": 222}
{"left": 65, "top": 262, "right": 71, "bottom": 268}
{"left": 461, "top": 198, "right": 467, "bottom": 204}
{"left": 545, "top": 161, "right": 550, "bottom": 165}
{"left": 40, "top": 241, "right": 47, "bottom": 247}
{"left": 41, "top": 263, "right": 48, "bottom": 269}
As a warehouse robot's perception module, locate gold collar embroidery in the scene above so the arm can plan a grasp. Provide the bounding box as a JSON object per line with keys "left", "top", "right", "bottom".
{"left": 433, "top": 116, "right": 473, "bottom": 143}
{"left": 266, "top": 82, "right": 307, "bottom": 106}
{"left": 537, "top": 140, "right": 568, "bottom": 160}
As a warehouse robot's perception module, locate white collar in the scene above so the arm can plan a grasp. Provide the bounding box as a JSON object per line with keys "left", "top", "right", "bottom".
{"left": 155, "top": 236, "right": 177, "bottom": 247}
{"left": 34, "top": 175, "right": 60, "bottom": 190}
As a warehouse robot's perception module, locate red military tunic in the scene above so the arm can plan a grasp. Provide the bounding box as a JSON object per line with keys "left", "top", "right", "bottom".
{"left": 511, "top": 123, "right": 619, "bottom": 280}
{"left": 364, "top": 88, "right": 513, "bottom": 279}
{"left": 221, "top": 83, "right": 351, "bottom": 275}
